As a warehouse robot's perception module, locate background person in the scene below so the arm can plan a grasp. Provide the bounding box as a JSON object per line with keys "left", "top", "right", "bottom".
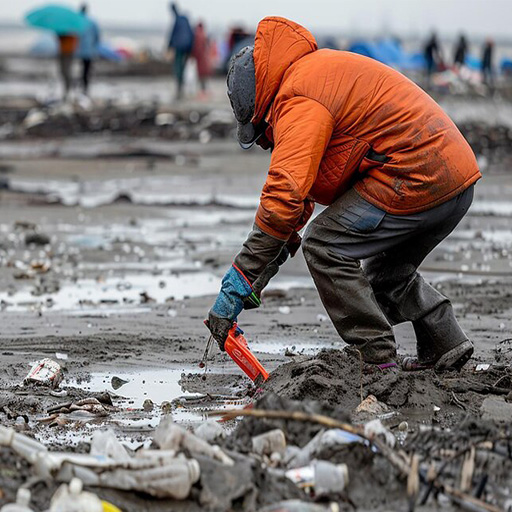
{"left": 77, "top": 3, "right": 100, "bottom": 95}
{"left": 192, "top": 22, "right": 211, "bottom": 96}
{"left": 167, "top": 2, "right": 194, "bottom": 100}
{"left": 453, "top": 33, "right": 468, "bottom": 67}
{"left": 424, "top": 32, "right": 442, "bottom": 86}
{"left": 481, "top": 38, "right": 495, "bottom": 90}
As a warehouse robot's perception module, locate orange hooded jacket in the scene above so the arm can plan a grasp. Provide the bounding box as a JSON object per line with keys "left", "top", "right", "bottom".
{"left": 251, "top": 17, "right": 481, "bottom": 240}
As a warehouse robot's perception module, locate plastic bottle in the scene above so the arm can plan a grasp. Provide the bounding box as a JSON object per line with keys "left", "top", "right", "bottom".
{"left": 133, "top": 457, "right": 200, "bottom": 500}
{"left": 49, "top": 478, "right": 103, "bottom": 512}
{"left": 257, "top": 500, "right": 338, "bottom": 512}
{"left": 285, "top": 461, "right": 349, "bottom": 497}
{"left": 0, "top": 426, "right": 47, "bottom": 464}
{"left": 287, "top": 428, "right": 363, "bottom": 468}
{"left": 0, "top": 489, "right": 35, "bottom": 512}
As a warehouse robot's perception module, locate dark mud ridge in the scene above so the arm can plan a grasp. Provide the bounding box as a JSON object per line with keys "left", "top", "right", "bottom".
{"left": 0, "top": 103, "right": 236, "bottom": 141}
{"left": 264, "top": 347, "right": 512, "bottom": 428}
{"left": 1, "top": 101, "right": 512, "bottom": 170}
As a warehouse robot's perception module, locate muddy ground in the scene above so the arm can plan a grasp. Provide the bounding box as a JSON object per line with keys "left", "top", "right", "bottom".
{"left": 0, "top": 77, "right": 511, "bottom": 510}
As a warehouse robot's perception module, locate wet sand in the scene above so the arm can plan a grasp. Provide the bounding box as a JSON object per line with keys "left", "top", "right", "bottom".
{"left": 0, "top": 83, "right": 511, "bottom": 510}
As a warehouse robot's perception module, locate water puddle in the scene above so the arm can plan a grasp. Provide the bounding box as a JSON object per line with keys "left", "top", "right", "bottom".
{"left": 68, "top": 369, "right": 192, "bottom": 407}
{"left": 0, "top": 271, "right": 221, "bottom": 312}
{"left": 66, "top": 367, "right": 250, "bottom": 427}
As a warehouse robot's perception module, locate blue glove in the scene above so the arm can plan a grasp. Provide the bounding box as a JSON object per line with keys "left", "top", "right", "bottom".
{"left": 208, "top": 265, "right": 258, "bottom": 350}
{"left": 211, "top": 265, "right": 254, "bottom": 320}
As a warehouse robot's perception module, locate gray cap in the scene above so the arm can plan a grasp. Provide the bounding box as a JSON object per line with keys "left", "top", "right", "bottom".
{"left": 227, "top": 46, "right": 258, "bottom": 148}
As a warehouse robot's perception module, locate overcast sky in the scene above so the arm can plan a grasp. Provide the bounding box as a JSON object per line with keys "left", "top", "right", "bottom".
{"left": 1, "top": 0, "right": 511, "bottom": 38}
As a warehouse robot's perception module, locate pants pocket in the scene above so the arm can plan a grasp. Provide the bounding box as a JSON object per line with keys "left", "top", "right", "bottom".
{"left": 333, "top": 194, "right": 386, "bottom": 234}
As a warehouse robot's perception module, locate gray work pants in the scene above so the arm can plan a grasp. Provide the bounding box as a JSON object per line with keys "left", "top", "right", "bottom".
{"left": 302, "top": 186, "right": 474, "bottom": 364}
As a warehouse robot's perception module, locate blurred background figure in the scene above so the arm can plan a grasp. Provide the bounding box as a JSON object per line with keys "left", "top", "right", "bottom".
{"left": 224, "top": 25, "right": 252, "bottom": 72}
{"left": 167, "top": 2, "right": 194, "bottom": 100}
{"left": 424, "top": 32, "right": 442, "bottom": 86}
{"left": 57, "top": 32, "right": 78, "bottom": 99}
{"left": 481, "top": 38, "right": 494, "bottom": 91}
{"left": 77, "top": 3, "right": 100, "bottom": 96}
{"left": 453, "top": 33, "right": 468, "bottom": 68}
{"left": 192, "top": 22, "right": 211, "bottom": 97}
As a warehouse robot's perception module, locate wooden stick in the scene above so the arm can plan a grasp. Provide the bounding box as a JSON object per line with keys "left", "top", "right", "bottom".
{"left": 210, "top": 407, "right": 411, "bottom": 474}
{"left": 210, "top": 407, "right": 363, "bottom": 435}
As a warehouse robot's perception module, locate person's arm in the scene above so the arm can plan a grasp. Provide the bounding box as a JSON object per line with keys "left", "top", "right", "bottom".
{"left": 207, "top": 96, "right": 334, "bottom": 348}
{"left": 234, "top": 96, "right": 335, "bottom": 280}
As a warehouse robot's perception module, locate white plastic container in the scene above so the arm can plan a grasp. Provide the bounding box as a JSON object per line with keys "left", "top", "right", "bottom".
{"left": 0, "top": 489, "right": 34, "bottom": 512}
{"left": 49, "top": 478, "right": 103, "bottom": 512}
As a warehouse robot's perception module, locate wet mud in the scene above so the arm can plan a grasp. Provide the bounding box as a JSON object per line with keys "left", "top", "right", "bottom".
{"left": 0, "top": 85, "right": 511, "bottom": 510}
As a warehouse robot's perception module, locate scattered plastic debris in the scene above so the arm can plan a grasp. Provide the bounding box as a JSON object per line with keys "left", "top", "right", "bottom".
{"left": 24, "top": 359, "right": 63, "bottom": 389}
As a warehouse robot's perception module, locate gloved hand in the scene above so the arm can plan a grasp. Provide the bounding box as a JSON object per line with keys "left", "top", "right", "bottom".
{"left": 207, "top": 265, "right": 257, "bottom": 350}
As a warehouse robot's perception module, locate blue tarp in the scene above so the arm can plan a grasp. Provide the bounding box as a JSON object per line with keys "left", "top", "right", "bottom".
{"left": 349, "top": 38, "right": 486, "bottom": 72}
{"left": 502, "top": 59, "right": 512, "bottom": 73}
{"left": 348, "top": 39, "right": 425, "bottom": 70}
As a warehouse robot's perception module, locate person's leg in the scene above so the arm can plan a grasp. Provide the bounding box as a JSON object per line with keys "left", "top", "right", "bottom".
{"left": 174, "top": 51, "right": 188, "bottom": 99}
{"left": 82, "top": 59, "right": 91, "bottom": 94}
{"left": 302, "top": 189, "right": 397, "bottom": 364}
{"left": 58, "top": 53, "right": 71, "bottom": 98}
{"left": 302, "top": 186, "right": 474, "bottom": 366}
{"left": 364, "top": 187, "right": 474, "bottom": 366}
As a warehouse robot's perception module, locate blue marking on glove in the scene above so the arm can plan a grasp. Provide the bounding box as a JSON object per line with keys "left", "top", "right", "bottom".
{"left": 211, "top": 265, "right": 252, "bottom": 320}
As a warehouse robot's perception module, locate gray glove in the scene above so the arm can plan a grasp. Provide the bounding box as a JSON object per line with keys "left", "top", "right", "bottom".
{"left": 205, "top": 313, "right": 233, "bottom": 352}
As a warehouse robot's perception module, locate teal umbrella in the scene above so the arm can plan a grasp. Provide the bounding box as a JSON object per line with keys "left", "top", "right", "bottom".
{"left": 25, "top": 4, "right": 90, "bottom": 35}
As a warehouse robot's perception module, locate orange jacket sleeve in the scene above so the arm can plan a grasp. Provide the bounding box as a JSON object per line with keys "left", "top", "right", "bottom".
{"left": 255, "top": 96, "right": 334, "bottom": 240}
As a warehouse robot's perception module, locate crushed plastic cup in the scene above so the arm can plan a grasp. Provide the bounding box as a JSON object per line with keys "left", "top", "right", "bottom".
{"left": 194, "top": 420, "right": 225, "bottom": 443}
{"left": 252, "top": 429, "right": 286, "bottom": 457}
{"left": 24, "top": 358, "right": 63, "bottom": 389}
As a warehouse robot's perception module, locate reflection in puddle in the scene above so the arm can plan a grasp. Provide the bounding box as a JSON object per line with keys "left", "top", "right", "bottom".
{"left": 68, "top": 369, "right": 193, "bottom": 407}
{"left": 65, "top": 368, "right": 250, "bottom": 429}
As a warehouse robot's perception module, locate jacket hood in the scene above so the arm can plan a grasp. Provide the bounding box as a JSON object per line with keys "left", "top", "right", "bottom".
{"left": 252, "top": 16, "right": 317, "bottom": 125}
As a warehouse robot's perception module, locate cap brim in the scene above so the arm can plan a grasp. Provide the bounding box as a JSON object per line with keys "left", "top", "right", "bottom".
{"left": 237, "top": 120, "right": 258, "bottom": 149}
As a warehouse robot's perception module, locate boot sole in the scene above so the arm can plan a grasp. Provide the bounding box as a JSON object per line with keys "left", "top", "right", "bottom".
{"left": 402, "top": 340, "right": 474, "bottom": 372}
{"left": 434, "top": 339, "right": 474, "bottom": 371}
